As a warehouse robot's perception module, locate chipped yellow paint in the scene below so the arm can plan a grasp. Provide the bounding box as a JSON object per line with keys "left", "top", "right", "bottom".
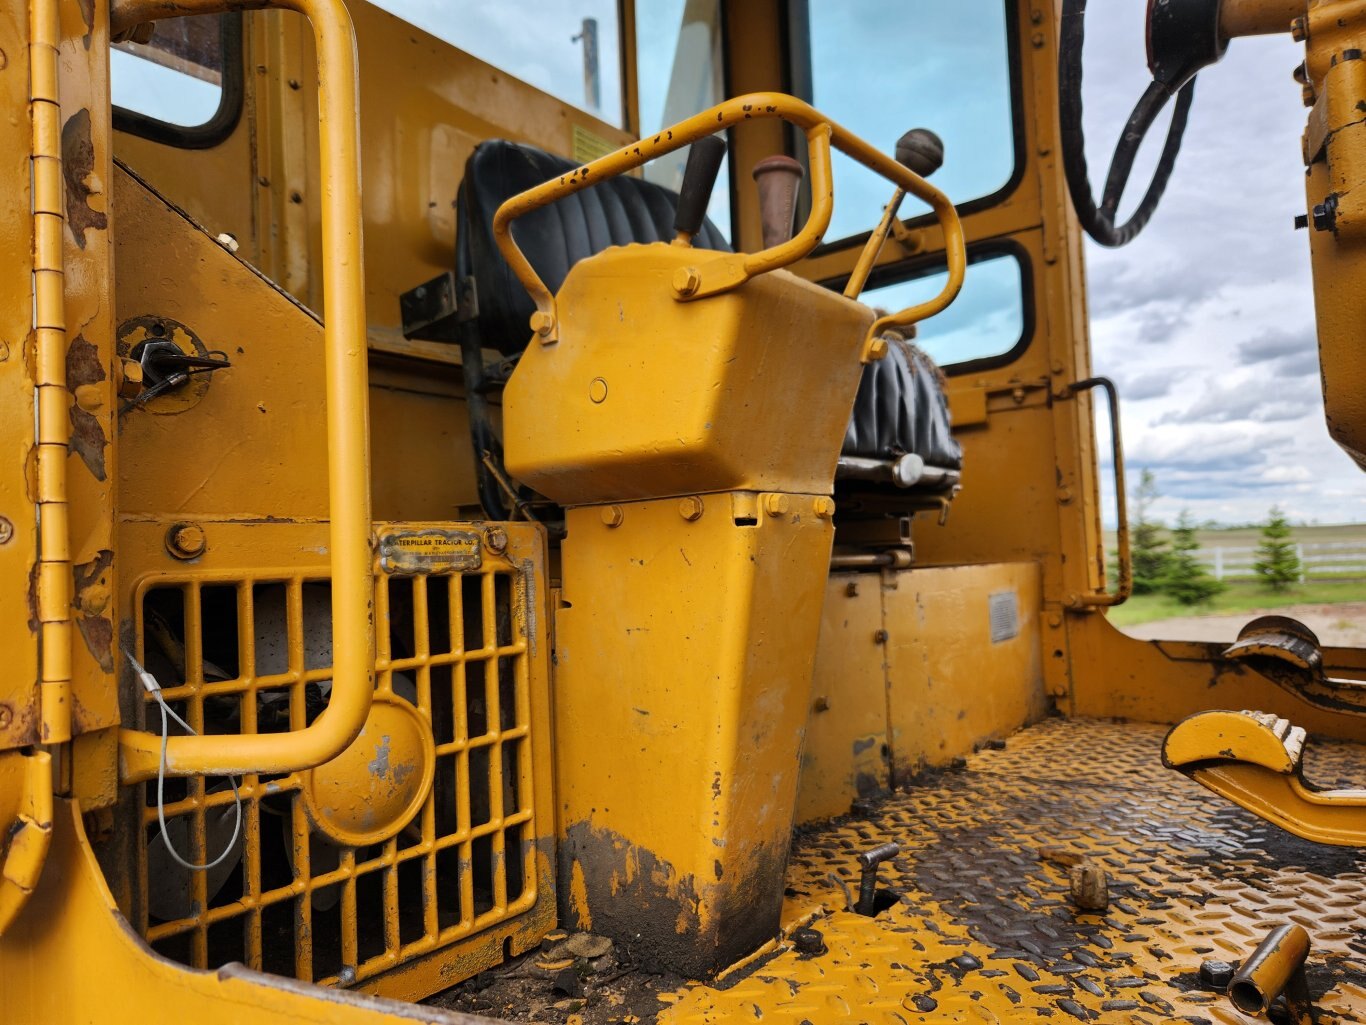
{"left": 660, "top": 718, "right": 1366, "bottom": 1024}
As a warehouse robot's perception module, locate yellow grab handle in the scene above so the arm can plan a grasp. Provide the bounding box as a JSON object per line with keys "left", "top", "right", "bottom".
{"left": 113, "top": 0, "right": 374, "bottom": 782}
{"left": 492, "top": 91, "right": 966, "bottom": 361}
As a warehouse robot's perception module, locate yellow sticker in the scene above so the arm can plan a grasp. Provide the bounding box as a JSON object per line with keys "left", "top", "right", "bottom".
{"left": 571, "top": 123, "right": 616, "bottom": 164}
{"left": 378, "top": 529, "right": 482, "bottom": 575}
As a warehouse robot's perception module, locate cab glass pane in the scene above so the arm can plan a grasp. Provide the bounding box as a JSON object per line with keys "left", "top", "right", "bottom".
{"left": 112, "top": 16, "right": 225, "bottom": 129}
{"left": 634, "top": 0, "right": 732, "bottom": 239}
{"left": 858, "top": 251, "right": 1026, "bottom": 371}
{"left": 371, "top": 0, "right": 624, "bottom": 127}
{"left": 804, "top": 0, "right": 1017, "bottom": 243}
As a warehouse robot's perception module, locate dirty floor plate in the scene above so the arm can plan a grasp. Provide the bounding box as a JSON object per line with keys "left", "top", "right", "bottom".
{"left": 662, "top": 718, "right": 1366, "bottom": 1024}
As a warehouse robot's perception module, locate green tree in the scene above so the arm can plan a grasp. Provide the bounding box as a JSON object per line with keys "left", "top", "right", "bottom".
{"left": 1163, "top": 510, "right": 1224, "bottom": 606}
{"left": 1254, "top": 506, "right": 1301, "bottom": 592}
{"left": 1129, "top": 469, "right": 1170, "bottom": 595}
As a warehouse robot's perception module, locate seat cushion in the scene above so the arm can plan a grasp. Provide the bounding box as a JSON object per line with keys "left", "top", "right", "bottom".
{"left": 458, "top": 139, "right": 731, "bottom": 354}
{"left": 842, "top": 338, "right": 963, "bottom": 470}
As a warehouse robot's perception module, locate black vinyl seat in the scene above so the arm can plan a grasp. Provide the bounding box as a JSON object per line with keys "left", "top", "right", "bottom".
{"left": 450, "top": 138, "right": 960, "bottom": 520}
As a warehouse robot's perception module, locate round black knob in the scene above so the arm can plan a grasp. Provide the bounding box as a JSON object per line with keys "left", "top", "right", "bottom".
{"left": 894, "top": 129, "right": 944, "bottom": 178}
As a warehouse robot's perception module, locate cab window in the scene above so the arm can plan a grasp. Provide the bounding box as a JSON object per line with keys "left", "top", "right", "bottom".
{"left": 856, "top": 248, "right": 1028, "bottom": 372}
{"left": 369, "top": 0, "right": 625, "bottom": 127}
{"left": 112, "top": 15, "right": 234, "bottom": 136}
{"left": 797, "top": 0, "right": 1019, "bottom": 244}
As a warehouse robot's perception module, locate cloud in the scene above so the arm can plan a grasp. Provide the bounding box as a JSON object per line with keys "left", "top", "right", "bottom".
{"left": 1155, "top": 374, "right": 1320, "bottom": 425}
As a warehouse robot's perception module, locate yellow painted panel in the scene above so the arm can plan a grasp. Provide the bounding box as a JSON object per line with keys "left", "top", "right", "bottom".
{"left": 883, "top": 562, "right": 1046, "bottom": 776}
{"left": 796, "top": 573, "right": 889, "bottom": 824}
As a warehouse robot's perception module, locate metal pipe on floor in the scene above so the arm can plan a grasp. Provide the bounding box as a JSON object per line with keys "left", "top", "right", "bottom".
{"left": 1228, "top": 923, "right": 1313, "bottom": 1025}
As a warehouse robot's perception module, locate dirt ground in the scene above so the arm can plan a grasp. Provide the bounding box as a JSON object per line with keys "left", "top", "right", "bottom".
{"left": 1123, "top": 601, "right": 1366, "bottom": 645}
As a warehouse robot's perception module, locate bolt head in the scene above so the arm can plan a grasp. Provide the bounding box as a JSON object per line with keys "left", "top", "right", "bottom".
{"left": 763, "top": 493, "right": 790, "bottom": 517}
{"left": 1199, "top": 959, "right": 1236, "bottom": 990}
{"left": 678, "top": 496, "right": 704, "bottom": 521}
{"left": 0, "top": 706, "right": 11, "bottom": 729}
{"left": 813, "top": 496, "right": 836, "bottom": 520}
{"left": 484, "top": 525, "right": 509, "bottom": 553}
{"left": 529, "top": 310, "right": 555, "bottom": 337}
{"left": 166, "top": 522, "right": 206, "bottom": 559}
{"left": 792, "top": 927, "right": 826, "bottom": 955}
{"left": 600, "top": 505, "right": 624, "bottom": 528}
{"left": 1292, "top": 16, "right": 1306, "bottom": 41}
{"left": 0, "top": 516, "right": 12, "bottom": 545}
{"left": 1312, "top": 198, "right": 1337, "bottom": 231}
{"left": 672, "top": 266, "right": 701, "bottom": 297}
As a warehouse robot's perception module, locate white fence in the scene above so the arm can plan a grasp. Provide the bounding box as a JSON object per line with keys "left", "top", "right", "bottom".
{"left": 1195, "top": 540, "right": 1366, "bottom": 581}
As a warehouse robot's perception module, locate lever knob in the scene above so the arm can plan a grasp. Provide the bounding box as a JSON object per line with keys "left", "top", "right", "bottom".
{"left": 673, "top": 135, "right": 727, "bottom": 240}
{"left": 751, "top": 155, "right": 805, "bottom": 250}
{"left": 894, "top": 128, "right": 944, "bottom": 178}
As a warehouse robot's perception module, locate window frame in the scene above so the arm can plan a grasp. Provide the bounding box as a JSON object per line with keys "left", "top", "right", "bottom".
{"left": 827, "top": 238, "right": 1036, "bottom": 377}
{"left": 112, "top": 13, "right": 244, "bottom": 150}
{"left": 787, "top": 0, "right": 1028, "bottom": 256}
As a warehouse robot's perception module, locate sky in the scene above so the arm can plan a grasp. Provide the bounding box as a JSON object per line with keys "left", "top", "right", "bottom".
{"left": 111, "top": 1, "right": 1366, "bottom": 528}
{"left": 1075, "top": 6, "right": 1364, "bottom": 528}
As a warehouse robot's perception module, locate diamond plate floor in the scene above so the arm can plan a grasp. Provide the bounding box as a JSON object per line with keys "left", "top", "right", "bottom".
{"left": 661, "top": 718, "right": 1366, "bottom": 1024}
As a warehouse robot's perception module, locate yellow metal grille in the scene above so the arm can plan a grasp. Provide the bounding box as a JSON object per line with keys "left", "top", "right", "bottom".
{"left": 128, "top": 529, "right": 546, "bottom": 993}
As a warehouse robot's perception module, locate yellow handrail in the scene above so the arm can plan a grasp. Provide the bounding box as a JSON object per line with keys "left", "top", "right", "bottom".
{"left": 492, "top": 91, "right": 966, "bottom": 362}
{"left": 114, "top": 0, "right": 374, "bottom": 782}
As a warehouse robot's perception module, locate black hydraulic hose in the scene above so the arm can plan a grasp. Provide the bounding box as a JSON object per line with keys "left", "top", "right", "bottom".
{"left": 1058, "top": 0, "right": 1197, "bottom": 247}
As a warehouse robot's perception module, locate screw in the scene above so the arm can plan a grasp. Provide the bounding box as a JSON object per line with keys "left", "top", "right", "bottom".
{"left": 600, "top": 505, "right": 624, "bottom": 528}
{"left": 678, "top": 496, "right": 704, "bottom": 521}
{"left": 0, "top": 516, "right": 12, "bottom": 544}
{"left": 672, "top": 266, "right": 701, "bottom": 297}
{"left": 484, "top": 525, "right": 508, "bottom": 554}
{"left": 166, "top": 522, "right": 206, "bottom": 559}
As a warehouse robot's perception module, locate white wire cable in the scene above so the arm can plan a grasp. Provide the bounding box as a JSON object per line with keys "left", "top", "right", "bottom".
{"left": 124, "top": 646, "right": 243, "bottom": 872}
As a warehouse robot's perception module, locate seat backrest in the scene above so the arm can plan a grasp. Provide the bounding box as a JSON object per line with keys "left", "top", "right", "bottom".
{"left": 456, "top": 139, "right": 732, "bottom": 355}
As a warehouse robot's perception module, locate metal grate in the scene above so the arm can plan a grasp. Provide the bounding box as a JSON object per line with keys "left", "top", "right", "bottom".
{"left": 130, "top": 545, "right": 542, "bottom": 991}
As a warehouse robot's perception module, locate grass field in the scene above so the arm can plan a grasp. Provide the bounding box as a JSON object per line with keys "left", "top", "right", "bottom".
{"left": 1105, "top": 579, "right": 1366, "bottom": 627}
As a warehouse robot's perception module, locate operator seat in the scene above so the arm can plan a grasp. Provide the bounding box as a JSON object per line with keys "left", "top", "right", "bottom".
{"left": 428, "top": 138, "right": 960, "bottom": 519}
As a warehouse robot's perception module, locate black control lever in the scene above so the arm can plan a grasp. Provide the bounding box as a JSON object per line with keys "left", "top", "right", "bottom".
{"left": 672, "top": 134, "right": 727, "bottom": 245}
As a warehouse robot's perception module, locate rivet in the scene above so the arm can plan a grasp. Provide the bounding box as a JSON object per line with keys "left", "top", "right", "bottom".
{"left": 813, "top": 496, "right": 836, "bottom": 519}
{"left": 0, "top": 516, "right": 12, "bottom": 544}
{"left": 1057, "top": 488, "right": 1073, "bottom": 505}
{"left": 484, "top": 525, "right": 508, "bottom": 553}
{"left": 1031, "top": 31, "right": 1045, "bottom": 48}
{"left": 600, "top": 505, "right": 624, "bottom": 528}
{"left": 589, "top": 377, "right": 608, "bottom": 403}
{"left": 678, "top": 496, "right": 704, "bottom": 521}
{"left": 166, "top": 522, "right": 206, "bottom": 559}
{"left": 763, "top": 494, "right": 789, "bottom": 517}
{"left": 672, "top": 266, "right": 701, "bottom": 297}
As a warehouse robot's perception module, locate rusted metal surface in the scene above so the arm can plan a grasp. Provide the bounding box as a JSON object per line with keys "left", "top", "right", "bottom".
{"left": 660, "top": 718, "right": 1366, "bottom": 1023}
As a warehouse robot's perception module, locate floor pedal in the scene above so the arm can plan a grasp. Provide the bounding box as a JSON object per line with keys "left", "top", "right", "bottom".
{"left": 1223, "top": 616, "right": 1366, "bottom": 719}
{"left": 1164, "top": 709, "right": 1366, "bottom": 847}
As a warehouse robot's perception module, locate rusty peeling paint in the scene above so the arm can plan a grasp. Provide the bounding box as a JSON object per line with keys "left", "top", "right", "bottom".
{"left": 72, "top": 550, "right": 114, "bottom": 673}
{"left": 61, "top": 109, "right": 107, "bottom": 250}
{"left": 66, "top": 333, "right": 107, "bottom": 480}
{"left": 560, "top": 820, "right": 789, "bottom": 979}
